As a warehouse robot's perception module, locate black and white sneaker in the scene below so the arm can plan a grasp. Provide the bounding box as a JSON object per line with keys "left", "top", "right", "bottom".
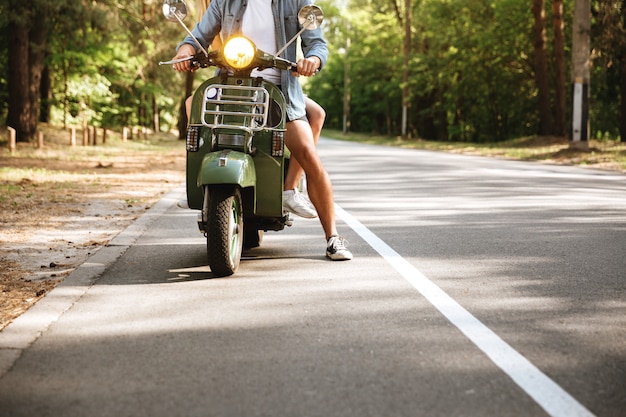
{"left": 326, "top": 235, "right": 353, "bottom": 261}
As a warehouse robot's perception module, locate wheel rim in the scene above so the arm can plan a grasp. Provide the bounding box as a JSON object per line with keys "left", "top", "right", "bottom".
{"left": 229, "top": 200, "right": 241, "bottom": 265}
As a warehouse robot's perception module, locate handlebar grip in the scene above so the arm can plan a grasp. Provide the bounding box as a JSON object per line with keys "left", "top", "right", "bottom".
{"left": 194, "top": 51, "right": 219, "bottom": 68}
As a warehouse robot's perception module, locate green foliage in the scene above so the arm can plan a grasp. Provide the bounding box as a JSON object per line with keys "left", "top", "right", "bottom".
{"left": 0, "top": 0, "right": 186, "bottom": 132}
{"left": 590, "top": 0, "right": 626, "bottom": 139}
{"left": 307, "top": 0, "right": 621, "bottom": 141}
{"left": 0, "top": 0, "right": 622, "bottom": 141}
{"left": 414, "top": 0, "right": 538, "bottom": 141}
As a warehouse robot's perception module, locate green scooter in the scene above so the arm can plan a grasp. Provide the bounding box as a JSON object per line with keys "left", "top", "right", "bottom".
{"left": 160, "top": 0, "right": 323, "bottom": 276}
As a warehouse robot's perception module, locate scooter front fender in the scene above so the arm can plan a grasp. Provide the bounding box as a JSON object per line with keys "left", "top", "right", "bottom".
{"left": 197, "top": 150, "right": 256, "bottom": 189}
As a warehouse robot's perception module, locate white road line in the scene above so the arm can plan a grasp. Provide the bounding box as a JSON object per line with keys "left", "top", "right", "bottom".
{"left": 335, "top": 204, "right": 595, "bottom": 417}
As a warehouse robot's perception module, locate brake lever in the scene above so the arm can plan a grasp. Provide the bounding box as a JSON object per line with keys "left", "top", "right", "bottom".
{"left": 158, "top": 56, "right": 194, "bottom": 66}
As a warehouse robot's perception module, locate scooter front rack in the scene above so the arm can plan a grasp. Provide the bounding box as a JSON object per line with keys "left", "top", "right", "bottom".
{"left": 201, "top": 84, "right": 270, "bottom": 132}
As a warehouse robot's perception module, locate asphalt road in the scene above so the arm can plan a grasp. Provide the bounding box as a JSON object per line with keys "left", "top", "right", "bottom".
{"left": 0, "top": 138, "right": 624, "bottom": 417}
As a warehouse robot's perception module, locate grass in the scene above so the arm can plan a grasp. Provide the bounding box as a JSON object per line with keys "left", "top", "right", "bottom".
{"left": 321, "top": 129, "right": 626, "bottom": 173}
{"left": 2, "top": 124, "right": 625, "bottom": 173}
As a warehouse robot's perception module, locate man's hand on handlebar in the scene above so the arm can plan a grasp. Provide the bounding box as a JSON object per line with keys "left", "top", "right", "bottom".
{"left": 172, "top": 44, "right": 197, "bottom": 72}
{"left": 294, "top": 56, "right": 320, "bottom": 77}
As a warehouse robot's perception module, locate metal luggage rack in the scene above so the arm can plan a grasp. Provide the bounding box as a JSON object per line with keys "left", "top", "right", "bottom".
{"left": 201, "top": 84, "right": 270, "bottom": 133}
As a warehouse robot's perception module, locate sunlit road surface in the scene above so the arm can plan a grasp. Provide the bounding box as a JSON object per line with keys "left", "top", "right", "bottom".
{"left": 0, "top": 138, "right": 624, "bottom": 417}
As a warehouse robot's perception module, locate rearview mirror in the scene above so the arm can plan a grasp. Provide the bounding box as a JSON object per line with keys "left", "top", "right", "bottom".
{"left": 276, "top": 5, "right": 324, "bottom": 56}
{"left": 162, "top": 0, "right": 209, "bottom": 56}
{"left": 298, "top": 5, "right": 324, "bottom": 30}
{"left": 162, "top": 0, "right": 188, "bottom": 22}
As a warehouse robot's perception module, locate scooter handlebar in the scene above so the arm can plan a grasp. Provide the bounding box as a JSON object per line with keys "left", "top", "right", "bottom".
{"left": 158, "top": 52, "right": 218, "bottom": 68}
{"left": 159, "top": 52, "right": 298, "bottom": 73}
{"left": 273, "top": 56, "right": 298, "bottom": 72}
{"left": 273, "top": 57, "right": 319, "bottom": 75}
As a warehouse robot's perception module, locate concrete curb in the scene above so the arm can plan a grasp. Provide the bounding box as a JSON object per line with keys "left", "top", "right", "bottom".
{"left": 0, "top": 184, "right": 186, "bottom": 378}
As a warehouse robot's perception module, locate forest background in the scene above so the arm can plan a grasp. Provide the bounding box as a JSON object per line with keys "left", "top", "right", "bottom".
{"left": 0, "top": 0, "right": 625, "bottom": 145}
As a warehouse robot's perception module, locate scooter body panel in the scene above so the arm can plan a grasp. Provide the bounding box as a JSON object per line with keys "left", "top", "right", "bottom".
{"left": 197, "top": 151, "right": 256, "bottom": 187}
{"left": 185, "top": 75, "right": 287, "bottom": 218}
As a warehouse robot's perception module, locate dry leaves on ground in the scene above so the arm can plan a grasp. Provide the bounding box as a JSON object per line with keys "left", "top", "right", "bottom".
{"left": 0, "top": 129, "right": 185, "bottom": 330}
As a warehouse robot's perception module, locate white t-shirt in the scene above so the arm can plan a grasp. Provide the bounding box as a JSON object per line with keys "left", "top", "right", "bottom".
{"left": 242, "top": 0, "right": 281, "bottom": 84}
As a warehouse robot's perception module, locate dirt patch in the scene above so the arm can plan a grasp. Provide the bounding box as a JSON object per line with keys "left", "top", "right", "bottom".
{"left": 1, "top": 128, "right": 185, "bottom": 330}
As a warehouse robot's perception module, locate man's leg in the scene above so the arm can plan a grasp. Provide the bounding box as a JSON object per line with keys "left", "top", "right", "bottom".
{"left": 285, "top": 119, "right": 352, "bottom": 260}
{"left": 284, "top": 97, "right": 325, "bottom": 191}
{"left": 284, "top": 119, "right": 337, "bottom": 239}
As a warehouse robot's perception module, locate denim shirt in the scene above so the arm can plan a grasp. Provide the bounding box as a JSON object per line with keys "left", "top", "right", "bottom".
{"left": 177, "top": 0, "right": 328, "bottom": 121}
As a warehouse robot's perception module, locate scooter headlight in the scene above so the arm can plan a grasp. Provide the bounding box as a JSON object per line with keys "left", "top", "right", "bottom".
{"left": 223, "top": 36, "right": 256, "bottom": 69}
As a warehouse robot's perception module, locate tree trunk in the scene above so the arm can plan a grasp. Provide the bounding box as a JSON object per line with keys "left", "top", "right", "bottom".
{"left": 39, "top": 65, "right": 52, "bottom": 123}
{"left": 619, "top": 0, "right": 626, "bottom": 142}
{"left": 401, "top": 0, "right": 411, "bottom": 139}
{"left": 29, "top": 11, "right": 49, "bottom": 132}
{"left": 7, "top": 22, "right": 32, "bottom": 142}
{"left": 6, "top": 8, "right": 49, "bottom": 142}
{"left": 571, "top": 0, "right": 590, "bottom": 146}
{"left": 343, "top": 34, "right": 351, "bottom": 134}
{"left": 139, "top": 93, "right": 146, "bottom": 131}
{"left": 552, "top": 0, "right": 566, "bottom": 137}
{"left": 531, "top": 0, "right": 554, "bottom": 136}
{"left": 619, "top": 56, "right": 626, "bottom": 142}
{"left": 153, "top": 94, "right": 160, "bottom": 133}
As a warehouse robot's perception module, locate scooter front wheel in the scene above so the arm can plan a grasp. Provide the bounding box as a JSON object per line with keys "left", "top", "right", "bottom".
{"left": 206, "top": 186, "right": 243, "bottom": 276}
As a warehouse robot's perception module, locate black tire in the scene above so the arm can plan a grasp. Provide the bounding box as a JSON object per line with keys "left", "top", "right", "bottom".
{"left": 206, "top": 186, "right": 243, "bottom": 276}
{"left": 243, "top": 228, "right": 263, "bottom": 249}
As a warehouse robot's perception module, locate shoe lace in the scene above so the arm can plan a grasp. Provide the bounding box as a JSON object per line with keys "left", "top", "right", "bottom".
{"left": 330, "top": 235, "right": 348, "bottom": 250}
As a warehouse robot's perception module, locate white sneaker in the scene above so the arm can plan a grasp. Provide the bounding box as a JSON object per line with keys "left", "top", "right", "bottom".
{"left": 283, "top": 189, "right": 317, "bottom": 219}
{"left": 326, "top": 235, "right": 353, "bottom": 261}
{"left": 177, "top": 199, "right": 189, "bottom": 209}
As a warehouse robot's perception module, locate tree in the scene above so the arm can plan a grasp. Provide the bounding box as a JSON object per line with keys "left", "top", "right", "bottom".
{"left": 410, "top": 0, "right": 537, "bottom": 141}
{"left": 6, "top": 11, "right": 31, "bottom": 142}
{"left": 2, "top": 0, "right": 621, "bottom": 144}
{"left": 402, "top": 0, "right": 411, "bottom": 139}
{"left": 619, "top": 0, "right": 626, "bottom": 141}
{"left": 531, "top": 0, "right": 554, "bottom": 135}
{"left": 593, "top": 0, "right": 626, "bottom": 141}
{"left": 571, "top": 0, "right": 590, "bottom": 146}
{"left": 552, "top": 0, "right": 567, "bottom": 137}
{"left": 5, "top": 2, "right": 57, "bottom": 142}
{"left": 308, "top": 0, "right": 543, "bottom": 141}
{"left": 4, "top": 0, "right": 100, "bottom": 141}
{"left": 390, "top": 0, "right": 412, "bottom": 138}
